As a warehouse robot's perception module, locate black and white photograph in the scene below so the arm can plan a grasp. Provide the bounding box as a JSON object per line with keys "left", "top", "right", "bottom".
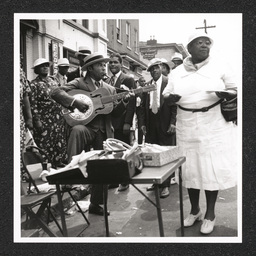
{"left": 14, "top": 13, "right": 242, "bottom": 244}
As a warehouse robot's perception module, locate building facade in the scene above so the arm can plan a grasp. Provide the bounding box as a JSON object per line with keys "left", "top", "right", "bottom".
{"left": 20, "top": 19, "right": 108, "bottom": 81}
{"left": 139, "top": 37, "right": 189, "bottom": 81}
{"left": 106, "top": 19, "right": 147, "bottom": 80}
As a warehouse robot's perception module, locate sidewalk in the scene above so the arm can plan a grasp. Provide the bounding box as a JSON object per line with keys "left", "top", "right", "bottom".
{"left": 36, "top": 183, "right": 238, "bottom": 238}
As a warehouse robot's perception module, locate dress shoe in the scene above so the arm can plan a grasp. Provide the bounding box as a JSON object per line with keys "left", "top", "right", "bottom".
{"left": 118, "top": 184, "right": 129, "bottom": 192}
{"left": 146, "top": 184, "right": 155, "bottom": 191}
{"left": 170, "top": 177, "right": 177, "bottom": 185}
{"left": 160, "top": 187, "right": 170, "bottom": 198}
{"left": 108, "top": 184, "right": 119, "bottom": 189}
{"left": 184, "top": 210, "right": 203, "bottom": 227}
{"left": 200, "top": 218, "right": 216, "bottom": 234}
{"left": 89, "top": 204, "right": 110, "bottom": 216}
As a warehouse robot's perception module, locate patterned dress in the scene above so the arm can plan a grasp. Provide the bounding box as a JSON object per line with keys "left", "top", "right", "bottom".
{"left": 20, "top": 68, "right": 31, "bottom": 180}
{"left": 30, "top": 75, "right": 67, "bottom": 167}
{"left": 20, "top": 68, "right": 31, "bottom": 151}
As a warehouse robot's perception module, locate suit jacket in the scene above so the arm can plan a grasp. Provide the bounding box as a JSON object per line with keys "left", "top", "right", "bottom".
{"left": 139, "top": 75, "right": 177, "bottom": 139}
{"left": 50, "top": 75, "right": 127, "bottom": 138}
{"left": 106, "top": 72, "right": 136, "bottom": 130}
{"left": 53, "top": 72, "right": 67, "bottom": 86}
{"left": 67, "top": 68, "right": 80, "bottom": 82}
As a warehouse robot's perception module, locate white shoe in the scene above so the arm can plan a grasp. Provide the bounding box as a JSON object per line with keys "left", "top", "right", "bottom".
{"left": 170, "top": 177, "right": 177, "bottom": 185}
{"left": 184, "top": 210, "right": 203, "bottom": 227}
{"left": 200, "top": 218, "right": 216, "bottom": 234}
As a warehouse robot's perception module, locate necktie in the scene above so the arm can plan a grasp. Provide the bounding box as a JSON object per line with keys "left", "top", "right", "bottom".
{"left": 151, "top": 82, "right": 158, "bottom": 114}
{"left": 95, "top": 81, "right": 100, "bottom": 88}
{"left": 109, "top": 75, "right": 115, "bottom": 86}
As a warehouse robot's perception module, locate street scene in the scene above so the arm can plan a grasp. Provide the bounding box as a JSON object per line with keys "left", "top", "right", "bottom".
{"left": 16, "top": 13, "right": 242, "bottom": 243}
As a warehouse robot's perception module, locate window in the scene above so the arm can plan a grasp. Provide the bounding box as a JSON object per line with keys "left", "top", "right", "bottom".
{"left": 116, "top": 19, "right": 121, "bottom": 41}
{"left": 134, "top": 29, "right": 138, "bottom": 52}
{"left": 102, "top": 19, "right": 106, "bottom": 32}
{"left": 82, "top": 20, "right": 89, "bottom": 29}
{"left": 126, "top": 22, "right": 130, "bottom": 47}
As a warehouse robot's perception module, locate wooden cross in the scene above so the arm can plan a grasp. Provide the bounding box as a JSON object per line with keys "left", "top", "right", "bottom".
{"left": 196, "top": 19, "right": 216, "bottom": 34}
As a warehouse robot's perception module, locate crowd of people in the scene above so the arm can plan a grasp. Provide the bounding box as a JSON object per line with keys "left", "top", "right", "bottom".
{"left": 20, "top": 31, "right": 237, "bottom": 234}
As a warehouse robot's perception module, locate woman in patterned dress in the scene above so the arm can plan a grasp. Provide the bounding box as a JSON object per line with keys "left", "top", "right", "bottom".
{"left": 20, "top": 60, "right": 33, "bottom": 180}
{"left": 30, "top": 58, "right": 67, "bottom": 168}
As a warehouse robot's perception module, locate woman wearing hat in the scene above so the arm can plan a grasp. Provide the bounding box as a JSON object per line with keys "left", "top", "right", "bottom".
{"left": 163, "top": 32, "right": 237, "bottom": 234}
{"left": 29, "top": 58, "right": 67, "bottom": 168}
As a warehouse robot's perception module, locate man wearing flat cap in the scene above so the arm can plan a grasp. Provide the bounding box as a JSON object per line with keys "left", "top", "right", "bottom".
{"left": 67, "top": 46, "right": 91, "bottom": 82}
{"left": 50, "top": 52, "right": 132, "bottom": 216}
{"left": 139, "top": 58, "right": 177, "bottom": 198}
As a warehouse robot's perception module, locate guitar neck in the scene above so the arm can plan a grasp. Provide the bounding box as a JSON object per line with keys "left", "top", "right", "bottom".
{"left": 101, "top": 86, "right": 153, "bottom": 104}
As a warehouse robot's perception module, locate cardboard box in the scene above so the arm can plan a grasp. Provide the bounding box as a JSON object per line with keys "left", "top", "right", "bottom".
{"left": 141, "top": 145, "right": 181, "bottom": 167}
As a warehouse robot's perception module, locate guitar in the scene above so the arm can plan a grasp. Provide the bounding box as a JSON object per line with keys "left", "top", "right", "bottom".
{"left": 62, "top": 84, "right": 155, "bottom": 127}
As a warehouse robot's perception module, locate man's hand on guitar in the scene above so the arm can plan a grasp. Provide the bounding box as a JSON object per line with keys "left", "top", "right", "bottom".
{"left": 73, "top": 99, "right": 89, "bottom": 113}
{"left": 123, "top": 91, "right": 135, "bottom": 103}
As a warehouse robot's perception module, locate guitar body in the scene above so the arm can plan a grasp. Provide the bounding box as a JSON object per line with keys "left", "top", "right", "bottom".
{"left": 62, "top": 88, "right": 114, "bottom": 127}
{"left": 62, "top": 85, "right": 156, "bottom": 127}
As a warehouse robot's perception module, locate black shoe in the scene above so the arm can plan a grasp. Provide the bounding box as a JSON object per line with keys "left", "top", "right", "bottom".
{"left": 108, "top": 184, "right": 119, "bottom": 189}
{"left": 89, "top": 204, "right": 110, "bottom": 216}
{"left": 146, "top": 184, "right": 155, "bottom": 191}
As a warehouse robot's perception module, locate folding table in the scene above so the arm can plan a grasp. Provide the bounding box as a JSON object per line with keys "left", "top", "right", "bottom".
{"left": 47, "top": 156, "right": 186, "bottom": 237}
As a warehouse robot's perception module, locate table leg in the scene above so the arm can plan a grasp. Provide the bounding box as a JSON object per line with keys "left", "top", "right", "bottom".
{"left": 56, "top": 183, "right": 68, "bottom": 236}
{"left": 154, "top": 184, "right": 164, "bottom": 237}
{"left": 179, "top": 166, "right": 184, "bottom": 236}
{"left": 103, "top": 184, "right": 109, "bottom": 237}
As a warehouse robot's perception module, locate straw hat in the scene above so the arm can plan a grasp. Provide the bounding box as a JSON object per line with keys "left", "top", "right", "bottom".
{"left": 75, "top": 46, "right": 91, "bottom": 57}
{"left": 160, "top": 58, "right": 175, "bottom": 70}
{"left": 31, "top": 58, "right": 50, "bottom": 69}
{"left": 57, "top": 58, "right": 70, "bottom": 66}
{"left": 81, "top": 52, "right": 110, "bottom": 71}
{"left": 171, "top": 52, "right": 183, "bottom": 61}
{"left": 147, "top": 58, "right": 162, "bottom": 71}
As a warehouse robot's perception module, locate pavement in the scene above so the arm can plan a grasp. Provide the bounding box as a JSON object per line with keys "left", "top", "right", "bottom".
{"left": 28, "top": 182, "right": 238, "bottom": 239}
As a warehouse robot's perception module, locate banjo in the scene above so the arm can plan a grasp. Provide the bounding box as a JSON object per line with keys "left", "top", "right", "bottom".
{"left": 62, "top": 84, "right": 155, "bottom": 127}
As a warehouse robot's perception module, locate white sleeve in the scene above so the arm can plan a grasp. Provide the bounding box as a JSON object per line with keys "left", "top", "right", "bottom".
{"left": 162, "top": 73, "right": 175, "bottom": 95}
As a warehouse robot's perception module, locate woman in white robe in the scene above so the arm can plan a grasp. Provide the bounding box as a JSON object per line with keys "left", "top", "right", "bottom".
{"left": 163, "top": 32, "right": 237, "bottom": 234}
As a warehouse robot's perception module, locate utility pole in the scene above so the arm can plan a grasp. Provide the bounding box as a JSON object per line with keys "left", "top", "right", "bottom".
{"left": 196, "top": 19, "right": 216, "bottom": 34}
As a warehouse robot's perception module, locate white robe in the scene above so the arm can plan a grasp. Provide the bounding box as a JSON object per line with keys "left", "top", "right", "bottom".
{"left": 163, "top": 56, "right": 237, "bottom": 190}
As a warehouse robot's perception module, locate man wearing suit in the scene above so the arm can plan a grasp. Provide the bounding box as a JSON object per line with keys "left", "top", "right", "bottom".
{"left": 54, "top": 58, "right": 70, "bottom": 86}
{"left": 50, "top": 52, "right": 132, "bottom": 216}
{"left": 139, "top": 58, "right": 177, "bottom": 198}
{"left": 107, "top": 52, "right": 136, "bottom": 192}
{"left": 67, "top": 46, "right": 91, "bottom": 82}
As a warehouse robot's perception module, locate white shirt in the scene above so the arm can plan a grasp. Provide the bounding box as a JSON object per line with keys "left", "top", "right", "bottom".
{"left": 149, "top": 75, "right": 163, "bottom": 109}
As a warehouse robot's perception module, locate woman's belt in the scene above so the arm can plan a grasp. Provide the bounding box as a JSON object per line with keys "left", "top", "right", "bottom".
{"left": 178, "top": 99, "right": 223, "bottom": 113}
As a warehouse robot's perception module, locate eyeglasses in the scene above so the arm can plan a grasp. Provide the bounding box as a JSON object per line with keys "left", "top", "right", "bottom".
{"left": 194, "top": 39, "right": 211, "bottom": 46}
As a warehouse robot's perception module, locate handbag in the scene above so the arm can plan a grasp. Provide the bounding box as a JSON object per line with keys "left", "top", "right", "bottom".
{"left": 220, "top": 97, "right": 237, "bottom": 122}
